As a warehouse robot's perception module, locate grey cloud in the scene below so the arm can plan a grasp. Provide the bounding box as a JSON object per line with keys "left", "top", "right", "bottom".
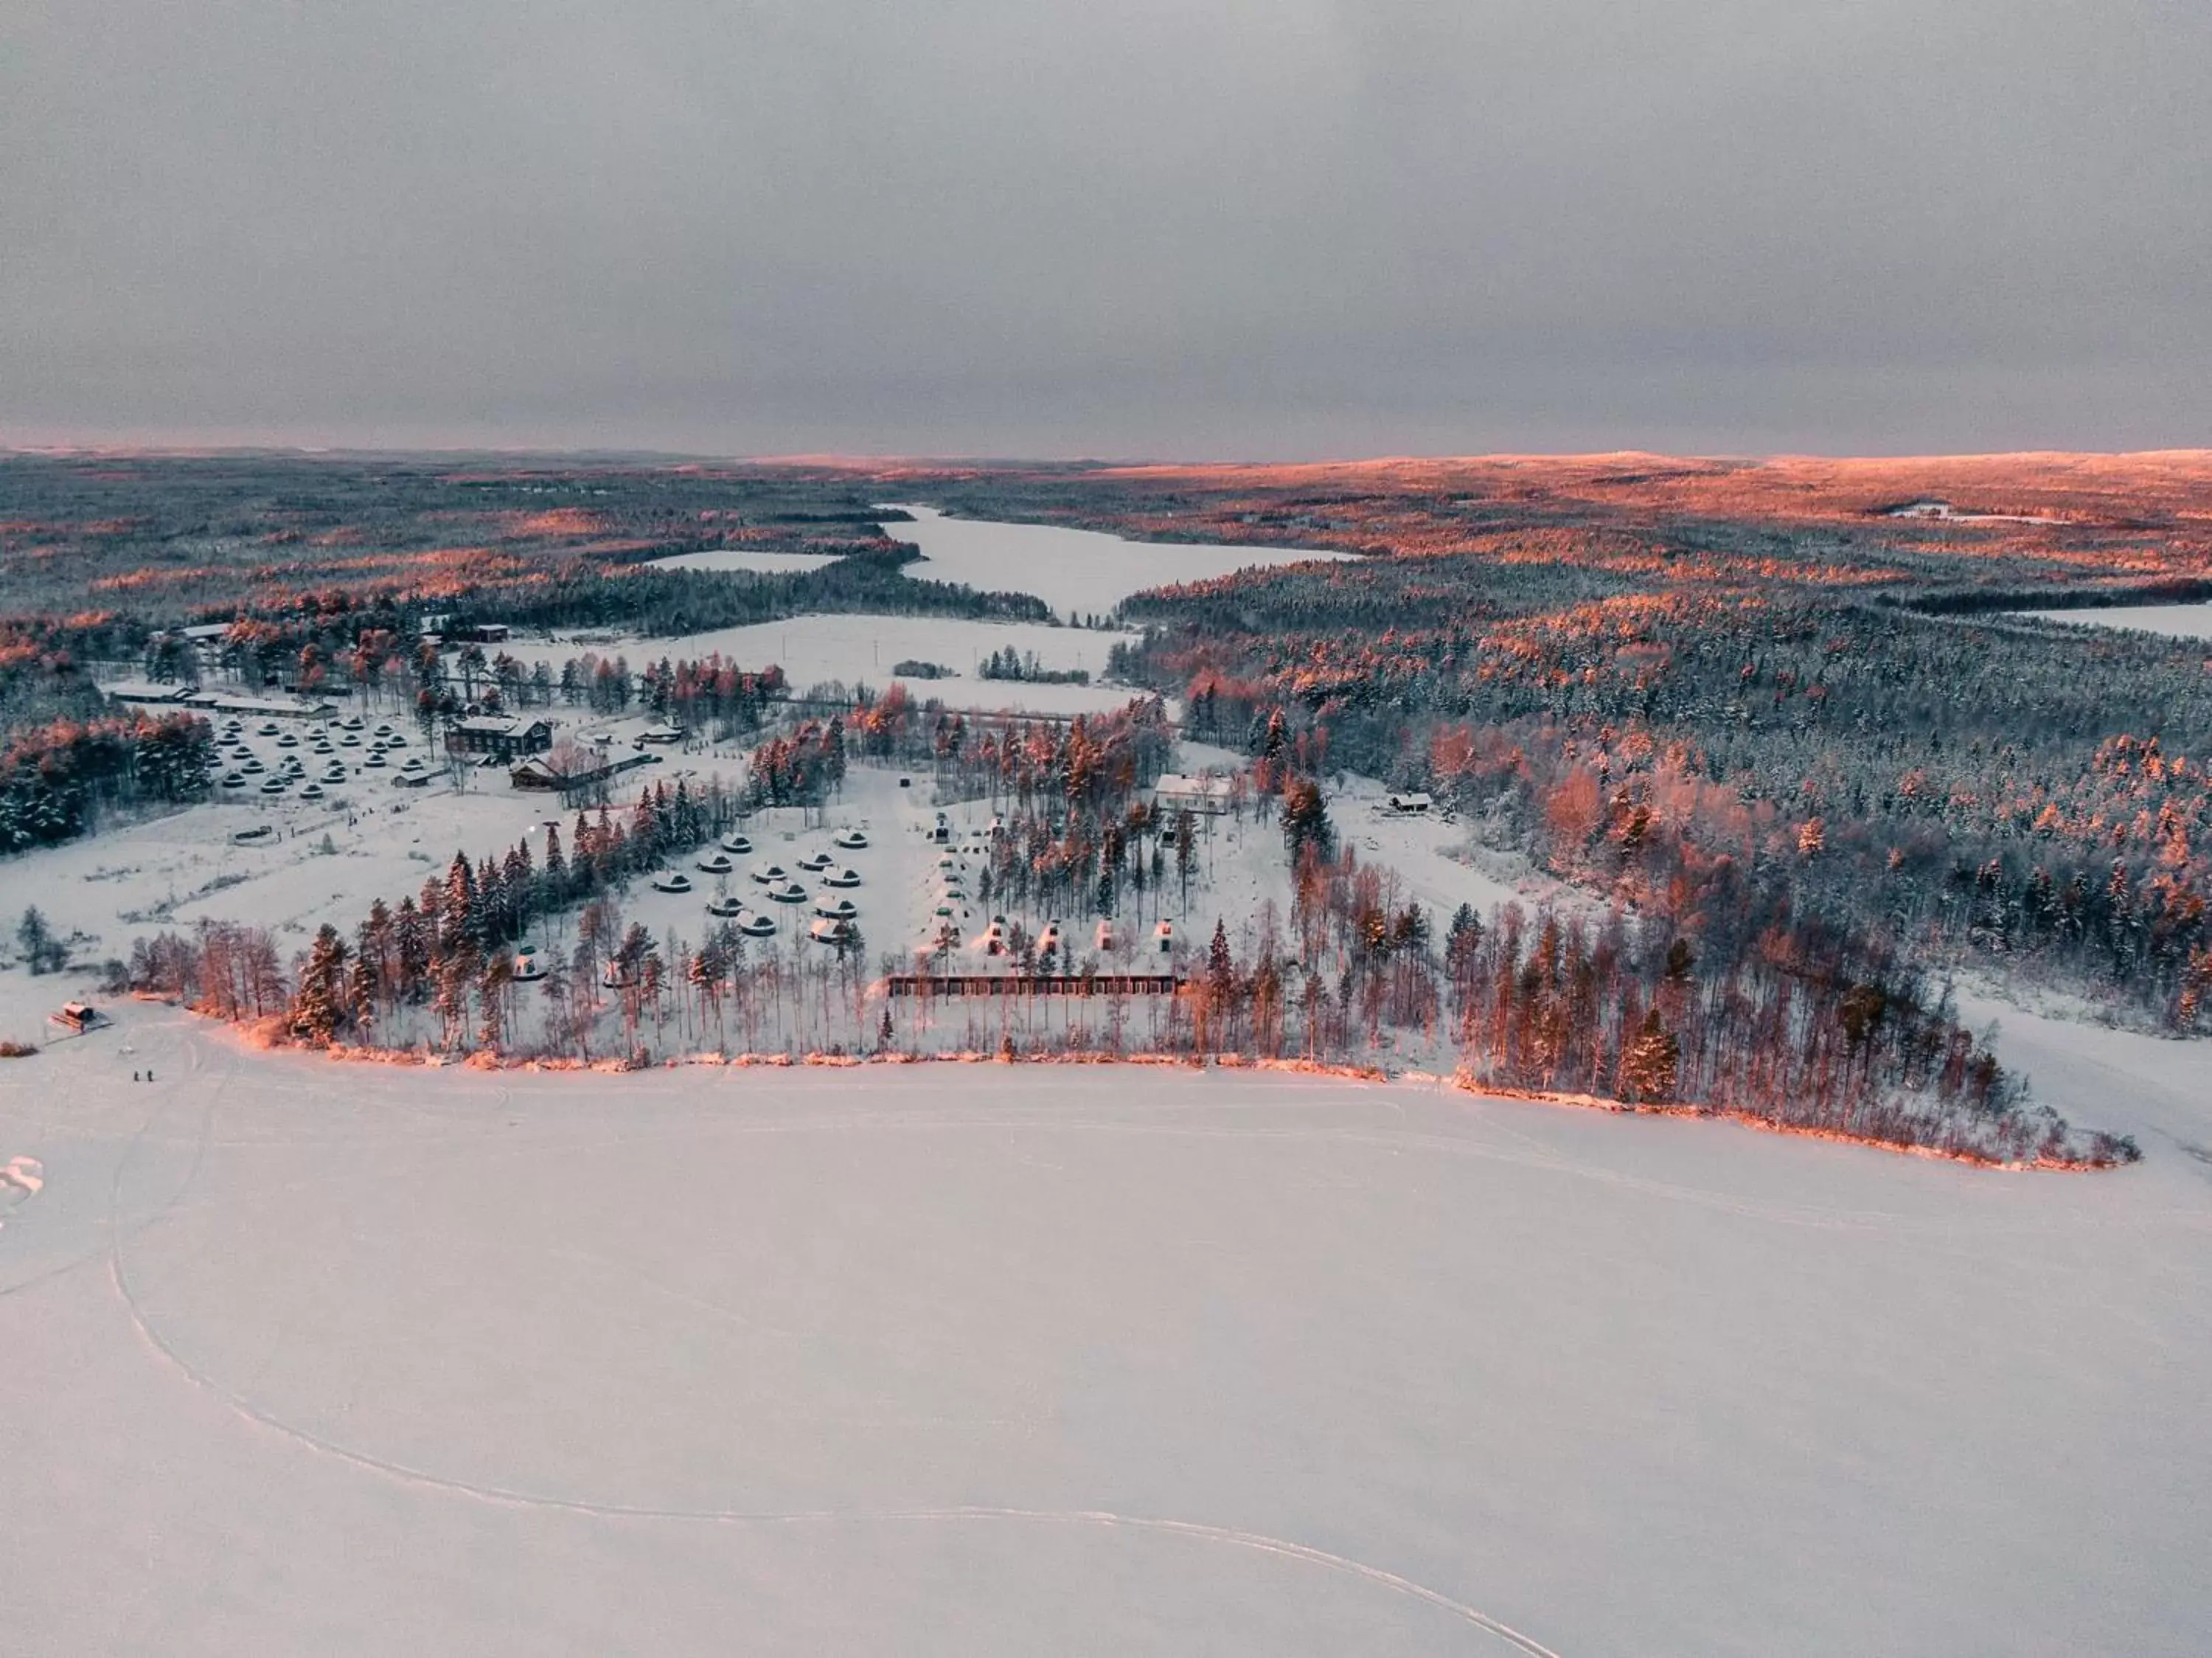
{"left": 3, "top": 0, "right": 2207, "bottom": 456}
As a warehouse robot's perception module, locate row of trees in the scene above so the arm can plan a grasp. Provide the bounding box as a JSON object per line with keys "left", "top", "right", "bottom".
{"left": 124, "top": 832, "right": 2130, "bottom": 1168}
{"left": 0, "top": 711, "right": 214, "bottom": 853}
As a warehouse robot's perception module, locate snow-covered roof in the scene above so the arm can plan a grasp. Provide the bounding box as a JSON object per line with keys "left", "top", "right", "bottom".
{"left": 453, "top": 715, "right": 538, "bottom": 735}
{"left": 103, "top": 679, "right": 192, "bottom": 704}
{"left": 1153, "top": 772, "right": 1232, "bottom": 799}
{"left": 180, "top": 690, "right": 334, "bottom": 716}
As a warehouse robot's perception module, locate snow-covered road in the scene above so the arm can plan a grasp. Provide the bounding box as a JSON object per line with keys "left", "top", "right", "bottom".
{"left": 2, "top": 1003, "right": 2207, "bottom": 1654}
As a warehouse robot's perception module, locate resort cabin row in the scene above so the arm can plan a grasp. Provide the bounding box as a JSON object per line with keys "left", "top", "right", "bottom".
{"left": 980, "top": 918, "right": 1174, "bottom": 958}
{"left": 885, "top": 972, "right": 1183, "bottom": 999}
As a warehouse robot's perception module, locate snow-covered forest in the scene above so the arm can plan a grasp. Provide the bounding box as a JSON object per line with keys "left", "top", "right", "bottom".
{"left": 4, "top": 453, "right": 2205, "bottom": 1165}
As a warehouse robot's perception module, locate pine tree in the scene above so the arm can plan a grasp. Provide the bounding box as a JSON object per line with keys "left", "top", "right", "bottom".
{"left": 441, "top": 852, "right": 476, "bottom": 954}
{"left": 543, "top": 822, "right": 566, "bottom": 893}
{"left": 1619, "top": 1007, "right": 1680, "bottom": 1103}
{"left": 479, "top": 956, "right": 509, "bottom": 1050}
{"left": 1207, "top": 918, "right": 1234, "bottom": 993}
{"left": 1279, "top": 775, "right": 1334, "bottom": 859}
{"left": 16, "top": 906, "right": 63, "bottom": 975}
{"left": 345, "top": 950, "right": 378, "bottom": 1031}
{"left": 394, "top": 897, "right": 429, "bottom": 1001}
{"left": 292, "top": 924, "right": 349, "bottom": 1045}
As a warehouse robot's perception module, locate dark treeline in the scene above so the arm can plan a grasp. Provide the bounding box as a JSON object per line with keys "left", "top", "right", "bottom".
{"left": 1241, "top": 836, "right": 2129, "bottom": 1166}
{"left": 1900, "top": 576, "right": 2212, "bottom": 616}
{"left": 977, "top": 646, "right": 1090, "bottom": 684}
{"left": 0, "top": 454, "right": 921, "bottom": 625}
{"left": 0, "top": 711, "right": 214, "bottom": 852}
{"left": 1126, "top": 581, "right": 2212, "bottom": 1026}
{"left": 131, "top": 771, "right": 751, "bottom": 1050}
{"left": 484, "top": 544, "right": 1051, "bottom": 637}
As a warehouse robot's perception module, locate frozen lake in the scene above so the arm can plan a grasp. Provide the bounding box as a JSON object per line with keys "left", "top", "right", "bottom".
{"left": 3, "top": 1002, "right": 2207, "bottom": 1655}
{"left": 507, "top": 614, "right": 1147, "bottom": 715}
{"left": 878, "top": 504, "right": 1355, "bottom": 620}
{"left": 2015, "top": 601, "right": 2212, "bottom": 640}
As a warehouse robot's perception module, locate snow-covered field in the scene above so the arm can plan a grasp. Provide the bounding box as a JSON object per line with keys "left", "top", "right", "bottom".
{"left": 1, "top": 995, "right": 2206, "bottom": 1655}
{"left": 506, "top": 614, "right": 1150, "bottom": 716}
{"left": 2014, "top": 601, "right": 2212, "bottom": 640}
{"left": 880, "top": 504, "right": 1355, "bottom": 620}
{"left": 0, "top": 712, "right": 749, "bottom": 965}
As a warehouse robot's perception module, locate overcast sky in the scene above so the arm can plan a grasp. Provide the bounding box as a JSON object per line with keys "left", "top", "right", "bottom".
{"left": 4, "top": 1, "right": 2208, "bottom": 459}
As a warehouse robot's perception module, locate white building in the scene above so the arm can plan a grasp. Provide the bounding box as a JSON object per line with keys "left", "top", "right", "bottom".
{"left": 1152, "top": 773, "right": 1234, "bottom": 815}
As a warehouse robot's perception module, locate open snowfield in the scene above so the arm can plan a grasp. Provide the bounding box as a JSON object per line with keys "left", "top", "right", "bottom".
{"left": 2014, "top": 601, "right": 2212, "bottom": 641}
{"left": 879, "top": 504, "right": 1357, "bottom": 620}
{"left": 1, "top": 996, "right": 2207, "bottom": 1656}
{"left": 507, "top": 615, "right": 1149, "bottom": 718}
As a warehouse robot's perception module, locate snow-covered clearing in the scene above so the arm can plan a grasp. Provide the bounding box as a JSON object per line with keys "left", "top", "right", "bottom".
{"left": 506, "top": 616, "right": 1148, "bottom": 717}
{"left": 1328, "top": 771, "right": 1596, "bottom": 919}
{"left": 879, "top": 504, "right": 1356, "bottom": 620}
{"left": 2013, "top": 601, "right": 2212, "bottom": 640}
{"left": 0, "top": 718, "right": 746, "bottom": 965}
{"left": 1, "top": 993, "right": 2206, "bottom": 1655}
{"left": 1953, "top": 986, "right": 2212, "bottom": 1159}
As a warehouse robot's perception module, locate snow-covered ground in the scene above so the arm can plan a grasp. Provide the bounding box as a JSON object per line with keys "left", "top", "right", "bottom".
{"left": 1, "top": 993, "right": 2206, "bottom": 1656}
{"left": 506, "top": 616, "right": 1150, "bottom": 718}
{"left": 879, "top": 504, "right": 1356, "bottom": 620}
{"left": 1953, "top": 986, "right": 2212, "bottom": 1158}
{"left": 1328, "top": 771, "right": 1596, "bottom": 919}
{"left": 2013, "top": 601, "right": 2212, "bottom": 640}
{"left": 0, "top": 710, "right": 748, "bottom": 965}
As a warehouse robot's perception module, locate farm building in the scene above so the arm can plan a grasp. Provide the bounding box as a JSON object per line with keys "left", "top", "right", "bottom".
{"left": 445, "top": 716, "right": 554, "bottom": 763}
{"left": 509, "top": 750, "right": 651, "bottom": 792}
{"left": 103, "top": 680, "right": 195, "bottom": 708}
{"left": 1385, "top": 791, "right": 1434, "bottom": 814}
{"left": 180, "top": 690, "right": 335, "bottom": 721}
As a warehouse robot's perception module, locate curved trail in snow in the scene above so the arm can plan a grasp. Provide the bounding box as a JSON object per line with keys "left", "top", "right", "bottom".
{"left": 108, "top": 1242, "right": 1562, "bottom": 1657}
